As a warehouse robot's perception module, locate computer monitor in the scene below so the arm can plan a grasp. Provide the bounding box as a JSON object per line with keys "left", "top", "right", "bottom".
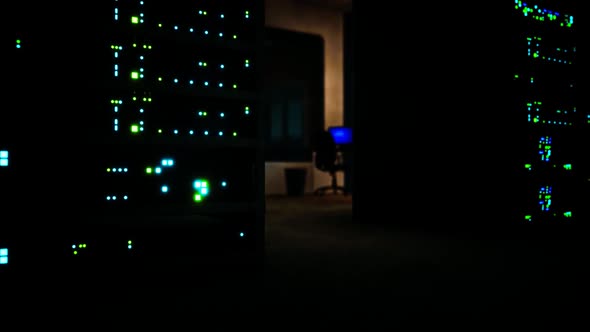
{"left": 328, "top": 126, "right": 353, "bottom": 145}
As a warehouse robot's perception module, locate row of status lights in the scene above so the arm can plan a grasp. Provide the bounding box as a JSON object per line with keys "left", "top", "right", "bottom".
{"left": 514, "top": 0, "right": 574, "bottom": 28}
{"left": 526, "top": 37, "right": 575, "bottom": 65}
{"left": 119, "top": 7, "right": 252, "bottom": 24}
{"left": 110, "top": 98, "right": 252, "bottom": 114}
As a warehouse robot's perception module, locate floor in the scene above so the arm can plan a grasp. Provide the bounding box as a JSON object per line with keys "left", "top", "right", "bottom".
{"left": 7, "top": 194, "right": 585, "bottom": 328}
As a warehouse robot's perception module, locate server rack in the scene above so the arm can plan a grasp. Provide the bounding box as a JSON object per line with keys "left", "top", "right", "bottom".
{"left": 511, "top": 0, "right": 587, "bottom": 226}
{"left": 2, "top": 0, "right": 265, "bottom": 272}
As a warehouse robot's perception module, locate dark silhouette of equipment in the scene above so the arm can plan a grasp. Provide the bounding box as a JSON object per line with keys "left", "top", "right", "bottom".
{"left": 313, "top": 130, "right": 347, "bottom": 196}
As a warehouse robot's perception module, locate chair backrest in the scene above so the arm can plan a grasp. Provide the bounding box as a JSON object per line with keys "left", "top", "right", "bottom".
{"left": 314, "top": 130, "right": 338, "bottom": 172}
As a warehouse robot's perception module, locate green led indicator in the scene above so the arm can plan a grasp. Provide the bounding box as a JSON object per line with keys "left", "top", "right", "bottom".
{"left": 146, "top": 167, "right": 153, "bottom": 174}
{"left": 131, "top": 71, "right": 139, "bottom": 79}
{"left": 131, "top": 16, "right": 139, "bottom": 24}
{"left": 131, "top": 124, "right": 139, "bottom": 133}
{"left": 193, "top": 179, "right": 210, "bottom": 203}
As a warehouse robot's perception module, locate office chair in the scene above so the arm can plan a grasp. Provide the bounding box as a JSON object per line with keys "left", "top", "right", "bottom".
{"left": 313, "top": 130, "right": 347, "bottom": 196}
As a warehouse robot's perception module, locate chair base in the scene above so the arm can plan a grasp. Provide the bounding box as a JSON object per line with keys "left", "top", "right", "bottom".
{"left": 313, "top": 185, "right": 348, "bottom": 196}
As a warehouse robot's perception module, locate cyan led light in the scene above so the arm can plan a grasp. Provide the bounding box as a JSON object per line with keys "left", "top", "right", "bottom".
{"left": 1, "top": 150, "right": 9, "bottom": 167}
{"left": 0, "top": 248, "right": 8, "bottom": 264}
{"left": 107, "top": 195, "right": 126, "bottom": 200}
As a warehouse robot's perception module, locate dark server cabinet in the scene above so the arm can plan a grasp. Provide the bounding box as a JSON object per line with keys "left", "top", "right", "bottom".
{"left": 2, "top": 1, "right": 264, "bottom": 272}
{"left": 511, "top": 0, "right": 587, "bottom": 226}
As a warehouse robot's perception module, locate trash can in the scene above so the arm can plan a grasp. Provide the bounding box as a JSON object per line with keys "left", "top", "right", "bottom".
{"left": 284, "top": 167, "right": 307, "bottom": 196}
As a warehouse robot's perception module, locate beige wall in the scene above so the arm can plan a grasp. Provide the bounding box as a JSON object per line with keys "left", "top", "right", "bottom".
{"left": 264, "top": 0, "right": 345, "bottom": 195}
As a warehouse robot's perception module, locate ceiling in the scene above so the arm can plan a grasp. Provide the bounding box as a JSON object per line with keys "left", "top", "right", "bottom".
{"left": 295, "top": 0, "right": 352, "bottom": 11}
